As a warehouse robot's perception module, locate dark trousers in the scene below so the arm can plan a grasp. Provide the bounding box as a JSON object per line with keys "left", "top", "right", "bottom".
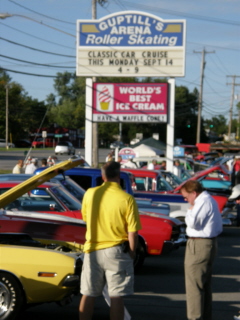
{"left": 184, "top": 238, "right": 217, "bottom": 320}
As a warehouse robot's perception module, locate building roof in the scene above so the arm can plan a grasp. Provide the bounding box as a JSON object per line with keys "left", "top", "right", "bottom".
{"left": 131, "top": 137, "right": 166, "bottom": 151}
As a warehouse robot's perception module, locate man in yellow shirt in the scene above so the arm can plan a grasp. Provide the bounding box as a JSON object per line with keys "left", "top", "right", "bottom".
{"left": 79, "top": 161, "right": 141, "bottom": 320}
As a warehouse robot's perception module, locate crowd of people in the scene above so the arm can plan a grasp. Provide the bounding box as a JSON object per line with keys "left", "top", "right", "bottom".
{"left": 103, "top": 151, "right": 239, "bottom": 320}
{"left": 12, "top": 155, "right": 58, "bottom": 175}
{"left": 10, "top": 150, "right": 239, "bottom": 319}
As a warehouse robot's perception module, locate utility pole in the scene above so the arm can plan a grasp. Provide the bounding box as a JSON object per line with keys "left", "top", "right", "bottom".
{"left": 92, "top": 0, "right": 98, "bottom": 167}
{"left": 194, "top": 48, "right": 215, "bottom": 144}
{"left": 227, "top": 75, "right": 240, "bottom": 141}
{"left": 5, "top": 85, "right": 9, "bottom": 149}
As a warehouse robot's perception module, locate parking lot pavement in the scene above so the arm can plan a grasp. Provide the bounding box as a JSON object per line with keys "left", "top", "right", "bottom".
{"left": 22, "top": 227, "right": 240, "bottom": 320}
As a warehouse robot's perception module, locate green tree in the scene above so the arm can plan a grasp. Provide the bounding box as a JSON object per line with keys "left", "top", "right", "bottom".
{"left": 0, "top": 69, "right": 47, "bottom": 141}
{"left": 45, "top": 72, "right": 209, "bottom": 145}
{"left": 47, "top": 72, "right": 86, "bottom": 130}
{"left": 174, "top": 86, "right": 207, "bottom": 144}
{"left": 204, "top": 115, "right": 227, "bottom": 135}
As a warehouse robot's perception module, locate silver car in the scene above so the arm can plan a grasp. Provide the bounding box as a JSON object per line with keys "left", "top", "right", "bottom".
{"left": 55, "top": 141, "right": 75, "bottom": 155}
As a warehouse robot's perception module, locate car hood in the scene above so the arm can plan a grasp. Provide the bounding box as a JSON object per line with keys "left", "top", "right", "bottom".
{"left": 0, "top": 159, "right": 83, "bottom": 208}
{"left": 139, "top": 210, "right": 182, "bottom": 225}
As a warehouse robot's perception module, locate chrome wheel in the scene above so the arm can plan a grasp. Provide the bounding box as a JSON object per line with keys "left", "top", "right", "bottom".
{"left": 0, "top": 273, "right": 24, "bottom": 320}
{"left": 0, "top": 281, "right": 10, "bottom": 317}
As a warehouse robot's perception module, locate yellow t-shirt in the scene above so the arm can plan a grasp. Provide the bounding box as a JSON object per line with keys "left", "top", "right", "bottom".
{"left": 82, "top": 181, "right": 141, "bottom": 253}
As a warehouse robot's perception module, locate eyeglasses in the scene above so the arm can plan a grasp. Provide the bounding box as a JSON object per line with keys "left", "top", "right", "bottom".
{"left": 181, "top": 191, "right": 195, "bottom": 202}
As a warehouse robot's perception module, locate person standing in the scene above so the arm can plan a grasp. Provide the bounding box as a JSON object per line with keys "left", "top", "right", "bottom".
{"left": 228, "top": 184, "right": 240, "bottom": 226}
{"left": 79, "top": 161, "right": 141, "bottom": 320}
{"left": 173, "top": 159, "right": 183, "bottom": 178}
{"left": 41, "top": 158, "right": 47, "bottom": 167}
{"left": 25, "top": 158, "right": 38, "bottom": 174}
{"left": 180, "top": 180, "right": 223, "bottom": 320}
{"left": 105, "top": 150, "right": 114, "bottom": 162}
{"left": 159, "top": 160, "right": 166, "bottom": 170}
{"left": 12, "top": 159, "right": 24, "bottom": 174}
{"left": 231, "top": 156, "right": 240, "bottom": 187}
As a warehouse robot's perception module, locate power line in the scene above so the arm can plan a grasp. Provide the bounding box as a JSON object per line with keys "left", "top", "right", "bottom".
{"left": 0, "top": 37, "right": 75, "bottom": 57}
{"left": 2, "top": 67, "right": 58, "bottom": 78}
{"left": 0, "top": 22, "right": 74, "bottom": 49}
{"left": 0, "top": 54, "right": 75, "bottom": 68}
{"left": 188, "top": 41, "right": 240, "bottom": 53}
{"left": 8, "top": 0, "right": 75, "bottom": 25}
{"left": 121, "top": 1, "right": 240, "bottom": 26}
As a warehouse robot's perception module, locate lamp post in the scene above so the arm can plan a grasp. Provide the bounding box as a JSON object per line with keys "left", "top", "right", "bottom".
{"left": 5, "top": 85, "right": 9, "bottom": 149}
{"left": 0, "top": 13, "right": 75, "bottom": 37}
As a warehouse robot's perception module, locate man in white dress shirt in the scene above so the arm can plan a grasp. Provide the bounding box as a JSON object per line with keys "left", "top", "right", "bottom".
{"left": 25, "top": 158, "right": 38, "bottom": 174}
{"left": 180, "top": 180, "right": 223, "bottom": 320}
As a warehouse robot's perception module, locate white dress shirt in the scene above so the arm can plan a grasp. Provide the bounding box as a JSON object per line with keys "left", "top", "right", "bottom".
{"left": 25, "top": 163, "right": 38, "bottom": 174}
{"left": 185, "top": 191, "right": 223, "bottom": 238}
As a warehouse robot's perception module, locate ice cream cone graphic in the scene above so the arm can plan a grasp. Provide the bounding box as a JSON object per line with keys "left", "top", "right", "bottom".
{"left": 99, "top": 86, "right": 111, "bottom": 110}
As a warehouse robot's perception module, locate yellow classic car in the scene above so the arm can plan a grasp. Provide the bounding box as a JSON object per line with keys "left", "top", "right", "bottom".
{"left": 0, "top": 159, "right": 85, "bottom": 319}
{"left": 0, "top": 233, "right": 82, "bottom": 320}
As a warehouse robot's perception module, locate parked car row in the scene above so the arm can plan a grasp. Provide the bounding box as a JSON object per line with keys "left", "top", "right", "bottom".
{"left": 0, "top": 154, "right": 235, "bottom": 319}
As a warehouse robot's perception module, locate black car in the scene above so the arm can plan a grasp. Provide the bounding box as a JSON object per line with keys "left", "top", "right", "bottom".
{"left": 14, "top": 139, "right": 31, "bottom": 148}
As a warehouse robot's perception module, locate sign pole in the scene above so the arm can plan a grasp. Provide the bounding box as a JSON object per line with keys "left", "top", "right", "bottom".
{"left": 92, "top": 0, "right": 98, "bottom": 167}
{"left": 166, "top": 78, "right": 175, "bottom": 172}
{"left": 85, "top": 78, "right": 93, "bottom": 166}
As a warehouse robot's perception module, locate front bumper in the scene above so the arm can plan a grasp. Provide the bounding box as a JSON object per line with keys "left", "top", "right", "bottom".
{"left": 161, "top": 237, "right": 186, "bottom": 255}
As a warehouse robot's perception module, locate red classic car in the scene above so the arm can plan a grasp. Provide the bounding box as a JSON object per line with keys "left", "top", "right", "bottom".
{"left": 0, "top": 181, "right": 82, "bottom": 219}
{"left": 0, "top": 171, "right": 185, "bottom": 271}
{"left": 122, "top": 167, "right": 230, "bottom": 223}
{"left": 173, "top": 165, "right": 231, "bottom": 196}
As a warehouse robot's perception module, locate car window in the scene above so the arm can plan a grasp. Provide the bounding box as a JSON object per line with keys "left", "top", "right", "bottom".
{"left": 59, "top": 178, "right": 85, "bottom": 202}
{"left": 51, "top": 186, "right": 81, "bottom": 211}
{"left": 57, "top": 142, "right": 68, "bottom": 146}
{"left": 135, "top": 178, "right": 146, "bottom": 191}
{"left": 156, "top": 177, "right": 173, "bottom": 191}
{"left": 68, "top": 175, "right": 92, "bottom": 190}
{"left": 2, "top": 188, "right": 63, "bottom": 212}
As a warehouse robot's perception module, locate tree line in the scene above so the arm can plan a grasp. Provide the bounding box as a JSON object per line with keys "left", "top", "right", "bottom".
{"left": 0, "top": 68, "right": 237, "bottom": 146}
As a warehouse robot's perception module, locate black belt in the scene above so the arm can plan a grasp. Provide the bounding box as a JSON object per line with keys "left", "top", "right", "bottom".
{"left": 188, "top": 237, "right": 216, "bottom": 240}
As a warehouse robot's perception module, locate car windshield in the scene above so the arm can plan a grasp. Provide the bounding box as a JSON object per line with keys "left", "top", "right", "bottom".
{"left": 58, "top": 177, "right": 85, "bottom": 202}
{"left": 50, "top": 186, "right": 81, "bottom": 210}
{"left": 1, "top": 187, "right": 64, "bottom": 212}
{"left": 161, "top": 172, "right": 182, "bottom": 189}
{"left": 1, "top": 185, "right": 81, "bottom": 212}
{"left": 156, "top": 177, "right": 173, "bottom": 191}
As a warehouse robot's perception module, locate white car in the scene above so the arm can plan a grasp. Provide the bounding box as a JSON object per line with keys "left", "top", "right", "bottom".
{"left": 0, "top": 139, "right": 15, "bottom": 148}
{"left": 55, "top": 141, "right": 75, "bottom": 155}
{"left": 110, "top": 141, "right": 125, "bottom": 149}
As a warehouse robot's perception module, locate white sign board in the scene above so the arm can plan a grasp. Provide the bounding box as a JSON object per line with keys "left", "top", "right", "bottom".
{"left": 77, "top": 11, "right": 186, "bottom": 77}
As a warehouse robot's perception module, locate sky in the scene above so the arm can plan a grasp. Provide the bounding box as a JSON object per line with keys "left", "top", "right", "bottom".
{"left": 0, "top": 0, "right": 240, "bottom": 121}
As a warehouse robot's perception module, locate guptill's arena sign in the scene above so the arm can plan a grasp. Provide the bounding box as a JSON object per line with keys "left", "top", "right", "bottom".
{"left": 93, "top": 83, "right": 168, "bottom": 123}
{"left": 76, "top": 11, "right": 186, "bottom": 77}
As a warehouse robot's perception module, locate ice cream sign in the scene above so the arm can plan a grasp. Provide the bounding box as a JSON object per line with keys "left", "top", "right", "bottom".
{"left": 76, "top": 11, "right": 186, "bottom": 77}
{"left": 93, "top": 83, "right": 168, "bottom": 123}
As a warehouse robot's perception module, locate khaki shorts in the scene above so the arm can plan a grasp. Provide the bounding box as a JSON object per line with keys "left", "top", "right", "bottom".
{"left": 80, "top": 245, "right": 134, "bottom": 297}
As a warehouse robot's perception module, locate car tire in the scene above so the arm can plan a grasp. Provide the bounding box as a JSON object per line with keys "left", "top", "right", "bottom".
{"left": 134, "top": 238, "right": 146, "bottom": 273}
{"left": 0, "top": 273, "right": 25, "bottom": 320}
{"left": 55, "top": 153, "right": 58, "bottom": 155}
